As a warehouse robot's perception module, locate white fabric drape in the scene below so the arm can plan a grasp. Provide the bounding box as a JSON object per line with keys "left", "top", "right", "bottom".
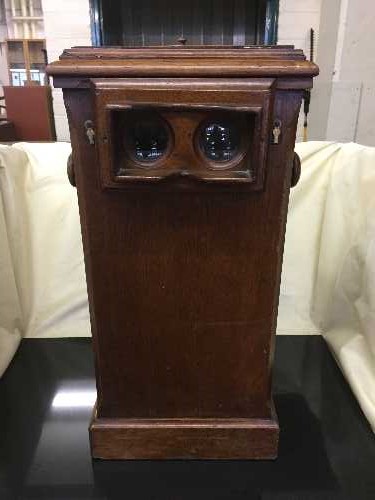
{"left": 283, "top": 142, "right": 375, "bottom": 431}
{"left": 0, "top": 141, "right": 374, "bottom": 431}
{"left": 0, "top": 142, "right": 89, "bottom": 348}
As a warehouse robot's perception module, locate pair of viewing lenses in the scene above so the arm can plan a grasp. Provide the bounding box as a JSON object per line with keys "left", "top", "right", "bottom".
{"left": 128, "top": 117, "right": 240, "bottom": 164}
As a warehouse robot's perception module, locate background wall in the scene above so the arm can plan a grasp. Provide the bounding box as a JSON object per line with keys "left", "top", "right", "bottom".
{"left": 310, "top": 0, "right": 375, "bottom": 146}
{"left": 0, "top": 2, "right": 9, "bottom": 89}
{"left": 278, "top": 0, "right": 322, "bottom": 141}
{"left": 278, "top": 0, "right": 321, "bottom": 60}
{"left": 42, "top": 0, "right": 91, "bottom": 141}
{"left": 0, "top": 0, "right": 46, "bottom": 91}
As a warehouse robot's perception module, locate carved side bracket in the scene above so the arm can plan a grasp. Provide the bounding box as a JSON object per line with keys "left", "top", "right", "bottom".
{"left": 291, "top": 152, "right": 301, "bottom": 187}
{"left": 67, "top": 153, "right": 76, "bottom": 187}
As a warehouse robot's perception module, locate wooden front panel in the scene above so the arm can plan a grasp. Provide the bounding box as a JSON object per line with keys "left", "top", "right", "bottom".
{"left": 92, "top": 78, "right": 274, "bottom": 190}
{"left": 64, "top": 84, "right": 302, "bottom": 420}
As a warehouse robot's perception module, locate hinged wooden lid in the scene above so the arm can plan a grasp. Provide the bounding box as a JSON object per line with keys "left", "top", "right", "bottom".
{"left": 47, "top": 45, "right": 318, "bottom": 88}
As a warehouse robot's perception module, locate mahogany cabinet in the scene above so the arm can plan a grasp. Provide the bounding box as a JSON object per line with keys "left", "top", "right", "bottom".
{"left": 48, "top": 46, "right": 318, "bottom": 459}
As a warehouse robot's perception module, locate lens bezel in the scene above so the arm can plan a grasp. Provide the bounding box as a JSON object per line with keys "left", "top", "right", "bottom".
{"left": 194, "top": 114, "right": 247, "bottom": 170}
{"left": 123, "top": 111, "right": 173, "bottom": 169}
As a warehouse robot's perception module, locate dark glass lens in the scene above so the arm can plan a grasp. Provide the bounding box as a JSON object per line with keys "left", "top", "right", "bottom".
{"left": 130, "top": 119, "right": 169, "bottom": 162}
{"left": 200, "top": 122, "right": 239, "bottom": 162}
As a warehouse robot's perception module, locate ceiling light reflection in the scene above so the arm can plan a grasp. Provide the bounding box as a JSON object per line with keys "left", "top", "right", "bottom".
{"left": 52, "top": 389, "right": 97, "bottom": 409}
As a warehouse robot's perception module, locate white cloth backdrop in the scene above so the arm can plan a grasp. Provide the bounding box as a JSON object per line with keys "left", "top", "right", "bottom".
{"left": 0, "top": 141, "right": 374, "bottom": 432}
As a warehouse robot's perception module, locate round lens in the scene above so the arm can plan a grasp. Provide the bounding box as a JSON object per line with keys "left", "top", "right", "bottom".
{"left": 199, "top": 122, "right": 239, "bottom": 162}
{"left": 130, "top": 118, "right": 169, "bottom": 163}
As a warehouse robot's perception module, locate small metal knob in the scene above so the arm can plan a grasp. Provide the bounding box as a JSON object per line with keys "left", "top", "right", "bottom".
{"left": 84, "top": 120, "right": 95, "bottom": 145}
{"left": 271, "top": 119, "right": 282, "bottom": 145}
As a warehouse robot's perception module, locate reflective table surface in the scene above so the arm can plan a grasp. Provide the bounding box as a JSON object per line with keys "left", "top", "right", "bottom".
{"left": 0, "top": 337, "right": 374, "bottom": 500}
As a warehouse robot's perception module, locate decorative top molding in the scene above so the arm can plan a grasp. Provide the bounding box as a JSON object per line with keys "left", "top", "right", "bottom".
{"left": 47, "top": 45, "right": 319, "bottom": 83}
{"left": 59, "top": 45, "right": 306, "bottom": 61}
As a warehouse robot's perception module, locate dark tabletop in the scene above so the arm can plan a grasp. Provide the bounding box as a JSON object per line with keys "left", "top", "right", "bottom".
{"left": 0, "top": 336, "right": 374, "bottom": 500}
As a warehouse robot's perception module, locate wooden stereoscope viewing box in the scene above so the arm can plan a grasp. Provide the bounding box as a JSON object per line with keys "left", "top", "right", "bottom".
{"left": 47, "top": 45, "right": 318, "bottom": 460}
